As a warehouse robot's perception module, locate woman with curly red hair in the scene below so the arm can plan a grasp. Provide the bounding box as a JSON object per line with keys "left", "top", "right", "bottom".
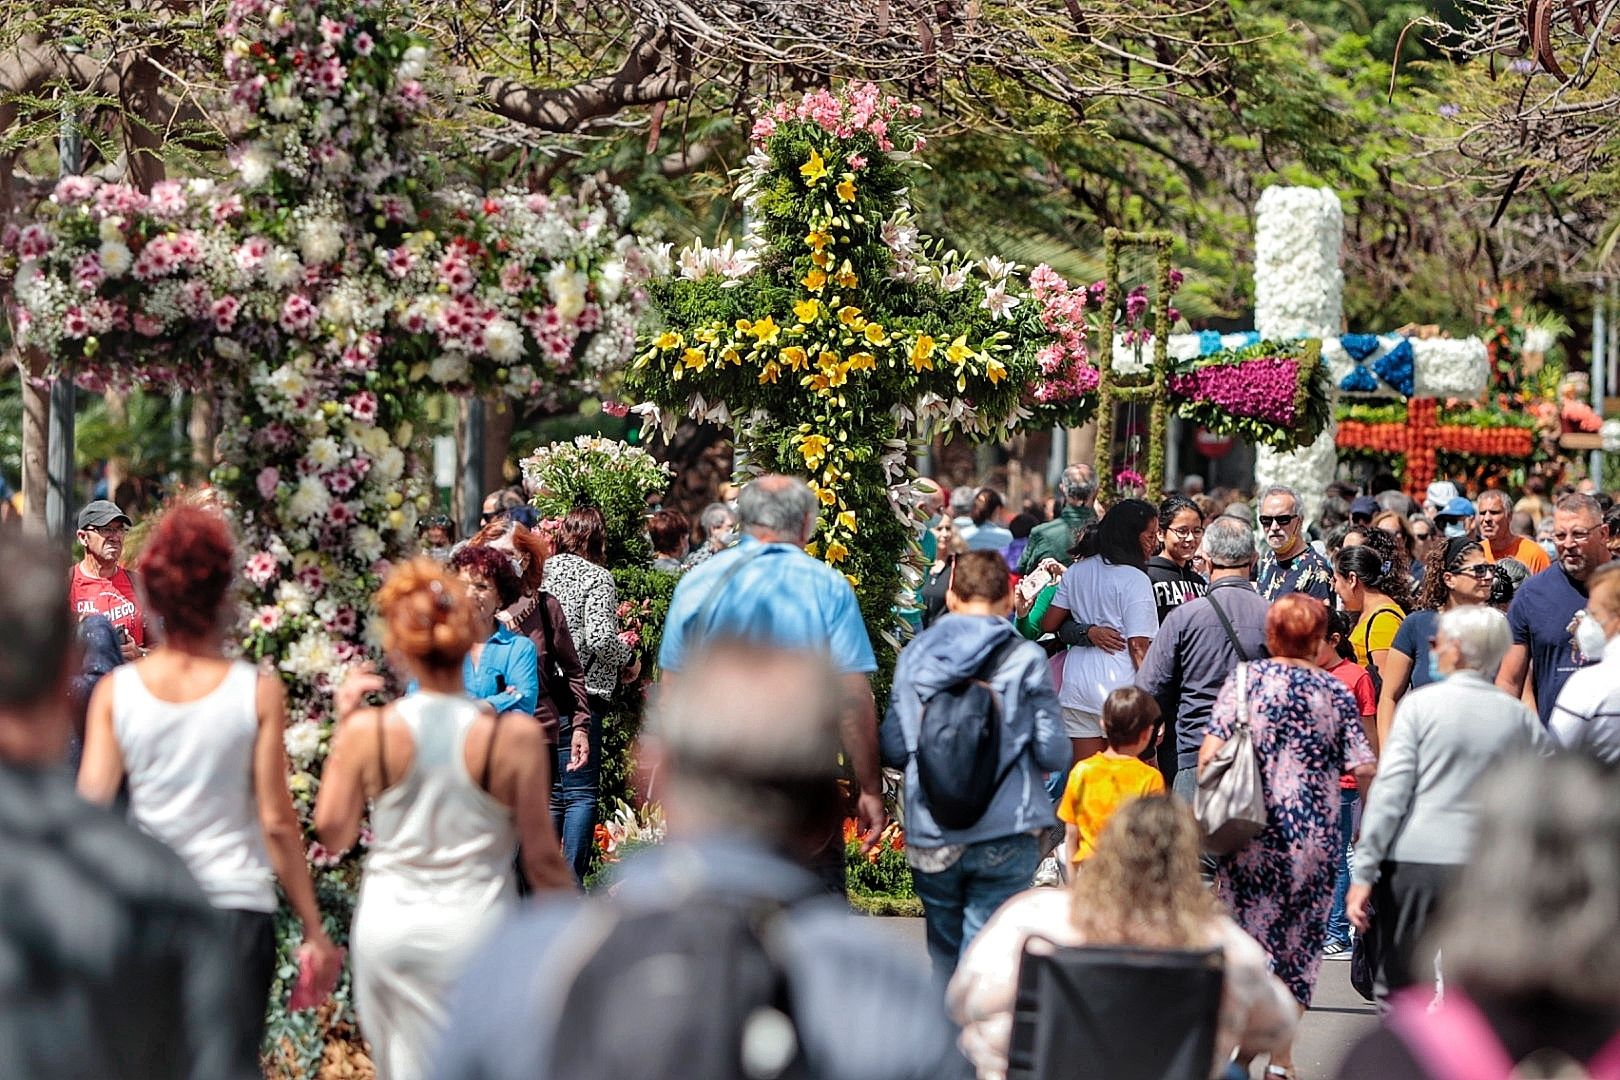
{"left": 1197, "top": 594, "right": 1377, "bottom": 1079}
{"left": 314, "top": 558, "right": 571, "bottom": 1078}
{"left": 77, "top": 506, "right": 341, "bottom": 1064}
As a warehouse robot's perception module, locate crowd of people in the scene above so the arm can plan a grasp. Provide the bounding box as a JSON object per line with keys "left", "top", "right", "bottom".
{"left": 5, "top": 459, "right": 1620, "bottom": 1080}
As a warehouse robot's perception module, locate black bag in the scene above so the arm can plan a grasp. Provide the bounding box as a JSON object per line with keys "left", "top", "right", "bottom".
{"left": 545, "top": 894, "right": 810, "bottom": 1080}
{"left": 913, "top": 636, "right": 1026, "bottom": 831}
{"left": 1350, "top": 898, "right": 1377, "bottom": 1002}
{"left": 1008, "top": 941, "right": 1224, "bottom": 1080}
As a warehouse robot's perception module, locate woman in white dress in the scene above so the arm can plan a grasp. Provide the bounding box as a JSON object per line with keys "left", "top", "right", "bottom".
{"left": 78, "top": 505, "right": 342, "bottom": 1068}
{"left": 315, "top": 559, "right": 572, "bottom": 1079}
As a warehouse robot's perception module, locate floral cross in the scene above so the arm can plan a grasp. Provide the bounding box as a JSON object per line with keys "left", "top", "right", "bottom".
{"left": 627, "top": 84, "right": 1042, "bottom": 658}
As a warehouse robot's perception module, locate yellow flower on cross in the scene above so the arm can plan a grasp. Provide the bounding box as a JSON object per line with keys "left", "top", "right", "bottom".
{"left": 750, "top": 315, "right": 780, "bottom": 345}
{"left": 946, "top": 334, "right": 974, "bottom": 366}
{"left": 759, "top": 360, "right": 781, "bottom": 384}
{"left": 837, "top": 509, "right": 858, "bottom": 533}
{"left": 800, "top": 148, "right": 829, "bottom": 185}
{"left": 802, "top": 268, "right": 828, "bottom": 293}
{"left": 794, "top": 298, "right": 822, "bottom": 324}
{"left": 653, "top": 331, "right": 681, "bottom": 350}
{"left": 910, "top": 335, "right": 936, "bottom": 371}
{"left": 805, "top": 229, "right": 832, "bottom": 254}
{"left": 798, "top": 432, "right": 831, "bottom": 469}
{"left": 985, "top": 357, "right": 1008, "bottom": 384}
{"left": 835, "top": 260, "right": 858, "bottom": 288}
{"left": 781, "top": 346, "right": 810, "bottom": 370}
{"left": 682, "top": 347, "right": 708, "bottom": 370}
{"left": 824, "top": 539, "right": 850, "bottom": 563}
{"left": 836, "top": 175, "right": 857, "bottom": 203}
{"left": 863, "top": 323, "right": 888, "bottom": 346}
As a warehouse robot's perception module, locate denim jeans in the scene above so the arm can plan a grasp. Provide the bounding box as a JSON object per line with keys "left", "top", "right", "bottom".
{"left": 551, "top": 696, "right": 607, "bottom": 885}
{"left": 912, "top": 834, "right": 1041, "bottom": 983}
{"left": 1325, "top": 786, "right": 1358, "bottom": 947}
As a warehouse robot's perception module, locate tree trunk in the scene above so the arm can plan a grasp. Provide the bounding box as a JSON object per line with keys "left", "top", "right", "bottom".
{"left": 103, "top": 390, "right": 128, "bottom": 499}
{"left": 188, "top": 391, "right": 216, "bottom": 478}
{"left": 19, "top": 349, "right": 48, "bottom": 534}
{"left": 481, "top": 395, "right": 515, "bottom": 495}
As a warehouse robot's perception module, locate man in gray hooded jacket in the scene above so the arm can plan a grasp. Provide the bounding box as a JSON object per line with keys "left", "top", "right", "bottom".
{"left": 881, "top": 550, "right": 1071, "bottom": 979}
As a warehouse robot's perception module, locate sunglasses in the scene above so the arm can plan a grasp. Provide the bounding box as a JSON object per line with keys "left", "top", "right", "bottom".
{"left": 1447, "top": 564, "right": 1494, "bottom": 580}
{"left": 1258, "top": 514, "right": 1296, "bottom": 528}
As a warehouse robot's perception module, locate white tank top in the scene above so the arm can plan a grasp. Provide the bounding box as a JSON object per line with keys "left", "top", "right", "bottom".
{"left": 363, "top": 692, "right": 518, "bottom": 898}
{"left": 112, "top": 660, "right": 276, "bottom": 912}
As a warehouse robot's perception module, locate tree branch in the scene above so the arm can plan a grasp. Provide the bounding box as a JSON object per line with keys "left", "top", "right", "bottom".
{"left": 471, "top": 28, "right": 688, "bottom": 133}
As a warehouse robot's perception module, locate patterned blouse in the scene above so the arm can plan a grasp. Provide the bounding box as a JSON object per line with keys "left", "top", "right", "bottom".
{"left": 540, "top": 553, "right": 631, "bottom": 699}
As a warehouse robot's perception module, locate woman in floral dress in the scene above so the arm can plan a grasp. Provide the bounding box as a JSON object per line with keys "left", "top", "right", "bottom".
{"left": 1200, "top": 594, "right": 1376, "bottom": 1080}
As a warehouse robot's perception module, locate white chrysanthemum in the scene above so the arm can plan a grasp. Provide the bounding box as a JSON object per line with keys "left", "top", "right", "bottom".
{"left": 299, "top": 218, "right": 344, "bottom": 266}
{"left": 276, "top": 580, "right": 312, "bottom": 616}
{"left": 306, "top": 436, "right": 341, "bottom": 470}
{"left": 98, "top": 241, "right": 133, "bottom": 279}
{"left": 1253, "top": 186, "right": 1343, "bottom": 340}
{"left": 266, "top": 364, "right": 307, "bottom": 401}
{"left": 283, "top": 721, "right": 323, "bottom": 766}
{"left": 287, "top": 476, "right": 331, "bottom": 523}
{"left": 548, "top": 263, "right": 587, "bottom": 322}
{"left": 372, "top": 446, "right": 405, "bottom": 484}
{"left": 484, "top": 317, "right": 523, "bottom": 363}
{"left": 281, "top": 629, "right": 337, "bottom": 679}
{"left": 98, "top": 217, "right": 125, "bottom": 245}
{"left": 1413, "top": 338, "right": 1489, "bottom": 399}
{"left": 265, "top": 248, "right": 303, "bottom": 289}
{"left": 268, "top": 94, "right": 301, "bottom": 120}
{"left": 428, "top": 354, "right": 469, "bottom": 383}
{"left": 349, "top": 525, "right": 385, "bottom": 564}
{"left": 357, "top": 426, "right": 392, "bottom": 457}
{"left": 238, "top": 146, "right": 273, "bottom": 187}
{"left": 597, "top": 260, "right": 626, "bottom": 303}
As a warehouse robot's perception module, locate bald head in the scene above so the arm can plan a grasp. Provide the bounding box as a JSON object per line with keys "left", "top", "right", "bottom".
{"left": 738, "top": 474, "right": 819, "bottom": 546}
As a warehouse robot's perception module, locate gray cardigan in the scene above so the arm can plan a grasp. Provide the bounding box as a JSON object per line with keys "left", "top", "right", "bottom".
{"left": 1353, "top": 671, "right": 1549, "bottom": 885}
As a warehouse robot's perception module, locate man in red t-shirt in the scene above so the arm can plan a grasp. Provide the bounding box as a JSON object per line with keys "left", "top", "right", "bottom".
{"left": 69, "top": 500, "right": 146, "bottom": 661}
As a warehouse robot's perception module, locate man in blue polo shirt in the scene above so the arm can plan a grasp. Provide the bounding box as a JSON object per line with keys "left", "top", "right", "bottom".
{"left": 1499, "top": 493, "right": 1613, "bottom": 723}
{"left": 660, "top": 474, "right": 884, "bottom": 884}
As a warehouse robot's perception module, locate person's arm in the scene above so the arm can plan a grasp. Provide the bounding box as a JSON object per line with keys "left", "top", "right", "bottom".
{"left": 482, "top": 639, "right": 539, "bottom": 716}
{"left": 1496, "top": 642, "right": 1530, "bottom": 698}
{"left": 313, "top": 706, "right": 378, "bottom": 853}
{"left": 1063, "top": 823, "right": 1079, "bottom": 867}
{"left": 76, "top": 675, "right": 125, "bottom": 805}
{"left": 1197, "top": 671, "right": 1240, "bottom": 772}
{"left": 1548, "top": 690, "right": 1589, "bottom": 752}
{"left": 253, "top": 674, "right": 342, "bottom": 986}
{"left": 1038, "top": 601, "right": 1070, "bottom": 635}
{"left": 488, "top": 714, "right": 573, "bottom": 892}
{"left": 1351, "top": 697, "right": 1420, "bottom": 887}
{"left": 1375, "top": 649, "right": 1414, "bottom": 752}
{"left": 544, "top": 595, "right": 595, "bottom": 770}
{"left": 1023, "top": 650, "right": 1073, "bottom": 772}
{"left": 841, "top": 671, "right": 886, "bottom": 853}
{"left": 1128, "top": 636, "right": 1152, "bottom": 669}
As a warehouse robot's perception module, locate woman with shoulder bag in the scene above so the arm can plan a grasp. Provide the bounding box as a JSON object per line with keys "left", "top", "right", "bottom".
{"left": 1199, "top": 595, "right": 1376, "bottom": 1080}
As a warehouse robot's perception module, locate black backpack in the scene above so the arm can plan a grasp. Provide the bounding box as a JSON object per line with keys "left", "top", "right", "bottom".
{"left": 912, "top": 636, "right": 1026, "bottom": 831}
{"left": 545, "top": 893, "right": 812, "bottom": 1080}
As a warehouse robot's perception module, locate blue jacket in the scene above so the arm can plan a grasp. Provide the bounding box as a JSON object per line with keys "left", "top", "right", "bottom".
{"left": 881, "top": 614, "right": 1071, "bottom": 849}
{"left": 461, "top": 625, "right": 540, "bottom": 716}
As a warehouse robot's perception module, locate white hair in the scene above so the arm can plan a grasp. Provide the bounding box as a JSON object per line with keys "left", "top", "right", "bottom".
{"left": 1437, "top": 605, "right": 1512, "bottom": 675}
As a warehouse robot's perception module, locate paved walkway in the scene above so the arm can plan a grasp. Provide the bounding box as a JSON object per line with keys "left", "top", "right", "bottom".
{"left": 867, "top": 915, "right": 1377, "bottom": 1079}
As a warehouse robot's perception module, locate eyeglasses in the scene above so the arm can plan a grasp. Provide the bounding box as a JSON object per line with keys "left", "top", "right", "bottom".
{"left": 1258, "top": 514, "right": 1296, "bottom": 528}
{"left": 1553, "top": 529, "right": 1598, "bottom": 543}
{"left": 1167, "top": 526, "right": 1205, "bottom": 540}
{"left": 85, "top": 524, "right": 127, "bottom": 538}
{"left": 1448, "top": 564, "right": 1494, "bottom": 580}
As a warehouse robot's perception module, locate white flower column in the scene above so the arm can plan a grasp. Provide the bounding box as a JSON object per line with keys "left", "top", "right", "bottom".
{"left": 1253, "top": 186, "right": 1343, "bottom": 520}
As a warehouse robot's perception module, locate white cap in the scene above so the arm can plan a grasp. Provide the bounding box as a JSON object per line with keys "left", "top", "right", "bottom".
{"left": 1426, "top": 481, "right": 1459, "bottom": 511}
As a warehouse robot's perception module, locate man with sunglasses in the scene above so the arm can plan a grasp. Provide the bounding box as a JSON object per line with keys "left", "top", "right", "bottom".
{"left": 70, "top": 500, "right": 146, "bottom": 661}
{"left": 1253, "top": 485, "right": 1335, "bottom": 604}
{"left": 1499, "top": 493, "right": 1613, "bottom": 723}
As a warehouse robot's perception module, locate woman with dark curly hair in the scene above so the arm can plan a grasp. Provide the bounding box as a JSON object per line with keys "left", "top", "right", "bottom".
{"left": 1334, "top": 545, "right": 1408, "bottom": 679}
{"left": 78, "top": 506, "right": 342, "bottom": 1064}
{"left": 1375, "top": 537, "right": 1493, "bottom": 748}
{"left": 950, "top": 797, "right": 1297, "bottom": 1079}
{"left": 1149, "top": 494, "right": 1208, "bottom": 624}
{"left": 447, "top": 545, "right": 540, "bottom": 719}
{"left": 1040, "top": 499, "right": 1160, "bottom": 763}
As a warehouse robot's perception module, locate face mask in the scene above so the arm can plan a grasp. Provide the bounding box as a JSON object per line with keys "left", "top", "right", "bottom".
{"left": 1443, "top": 521, "right": 1468, "bottom": 539}
{"left": 1574, "top": 610, "right": 1609, "bottom": 662}
{"left": 1426, "top": 649, "right": 1447, "bottom": 683}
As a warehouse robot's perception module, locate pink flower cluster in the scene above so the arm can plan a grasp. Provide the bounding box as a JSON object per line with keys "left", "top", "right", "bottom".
{"left": 1028, "top": 264, "right": 1101, "bottom": 405}
{"left": 750, "top": 82, "right": 924, "bottom": 153}
{"left": 1169, "top": 357, "right": 1301, "bottom": 425}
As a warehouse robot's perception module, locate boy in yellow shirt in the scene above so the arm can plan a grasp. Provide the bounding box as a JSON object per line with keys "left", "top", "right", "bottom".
{"left": 1058, "top": 686, "right": 1166, "bottom": 866}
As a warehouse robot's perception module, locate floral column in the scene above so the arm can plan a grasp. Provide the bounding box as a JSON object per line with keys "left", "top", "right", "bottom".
{"left": 1252, "top": 186, "right": 1343, "bottom": 518}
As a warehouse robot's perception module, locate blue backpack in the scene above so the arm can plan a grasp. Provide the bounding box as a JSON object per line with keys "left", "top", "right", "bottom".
{"left": 912, "top": 636, "right": 1026, "bottom": 830}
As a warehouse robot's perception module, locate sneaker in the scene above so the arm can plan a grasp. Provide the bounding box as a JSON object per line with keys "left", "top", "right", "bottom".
{"left": 1322, "top": 939, "right": 1351, "bottom": 958}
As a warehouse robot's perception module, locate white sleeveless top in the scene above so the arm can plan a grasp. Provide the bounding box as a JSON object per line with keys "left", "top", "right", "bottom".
{"left": 363, "top": 692, "right": 517, "bottom": 898}
{"left": 112, "top": 661, "right": 276, "bottom": 912}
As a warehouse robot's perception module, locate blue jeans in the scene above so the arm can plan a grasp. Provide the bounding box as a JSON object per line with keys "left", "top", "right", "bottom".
{"left": 551, "top": 696, "right": 607, "bottom": 885}
{"left": 912, "top": 835, "right": 1041, "bottom": 982}
{"left": 1326, "top": 786, "right": 1358, "bottom": 946}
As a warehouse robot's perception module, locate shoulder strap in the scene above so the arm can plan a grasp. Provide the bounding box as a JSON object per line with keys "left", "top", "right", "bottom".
{"left": 1359, "top": 607, "right": 1401, "bottom": 654}
{"left": 1206, "top": 591, "right": 1249, "bottom": 663}
{"left": 691, "top": 543, "right": 775, "bottom": 643}
{"left": 375, "top": 705, "right": 391, "bottom": 791}
{"left": 480, "top": 708, "right": 505, "bottom": 792}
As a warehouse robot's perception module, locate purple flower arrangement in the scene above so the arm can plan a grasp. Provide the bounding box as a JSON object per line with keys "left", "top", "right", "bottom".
{"left": 1169, "top": 356, "right": 1300, "bottom": 425}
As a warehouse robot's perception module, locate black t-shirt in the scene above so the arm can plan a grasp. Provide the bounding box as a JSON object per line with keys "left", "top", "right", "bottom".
{"left": 1147, "top": 556, "right": 1207, "bottom": 625}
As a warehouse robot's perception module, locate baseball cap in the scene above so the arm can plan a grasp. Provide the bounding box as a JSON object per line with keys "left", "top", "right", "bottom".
{"left": 76, "top": 500, "right": 132, "bottom": 531}
{"left": 1349, "top": 495, "right": 1379, "bottom": 519}
{"left": 1435, "top": 496, "right": 1476, "bottom": 521}
{"left": 1426, "top": 481, "right": 1459, "bottom": 509}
